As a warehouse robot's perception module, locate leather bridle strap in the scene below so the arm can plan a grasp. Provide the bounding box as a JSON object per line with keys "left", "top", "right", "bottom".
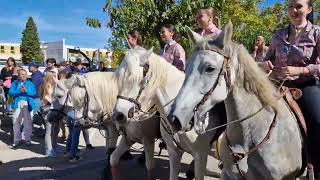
{"left": 193, "top": 52, "right": 230, "bottom": 113}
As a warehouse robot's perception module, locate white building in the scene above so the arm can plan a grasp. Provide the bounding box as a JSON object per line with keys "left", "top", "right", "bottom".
{"left": 0, "top": 40, "right": 113, "bottom": 68}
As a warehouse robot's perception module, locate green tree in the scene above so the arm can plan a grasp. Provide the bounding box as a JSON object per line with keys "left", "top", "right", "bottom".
{"left": 87, "top": 0, "right": 288, "bottom": 66}
{"left": 20, "top": 17, "right": 43, "bottom": 64}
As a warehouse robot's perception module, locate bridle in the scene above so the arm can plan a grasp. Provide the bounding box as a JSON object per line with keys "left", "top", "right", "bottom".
{"left": 116, "top": 64, "right": 156, "bottom": 117}
{"left": 191, "top": 45, "right": 279, "bottom": 179}
{"left": 193, "top": 46, "right": 231, "bottom": 115}
{"left": 52, "top": 81, "right": 109, "bottom": 128}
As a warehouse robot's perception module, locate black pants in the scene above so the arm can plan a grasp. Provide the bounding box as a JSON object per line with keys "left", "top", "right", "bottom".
{"left": 297, "top": 84, "right": 320, "bottom": 177}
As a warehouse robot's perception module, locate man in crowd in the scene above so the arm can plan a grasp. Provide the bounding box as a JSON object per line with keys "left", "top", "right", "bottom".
{"left": 9, "top": 69, "right": 36, "bottom": 147}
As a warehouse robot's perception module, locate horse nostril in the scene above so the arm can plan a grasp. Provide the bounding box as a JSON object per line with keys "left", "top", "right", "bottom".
{"left": 128, "top": 107, "right": 134, "bottom": 118}
{"left": 172, "top": 116, "right": 182, "bottom": 131}
{"left": 112, "top": 111, "right": 126, "bottom": 122}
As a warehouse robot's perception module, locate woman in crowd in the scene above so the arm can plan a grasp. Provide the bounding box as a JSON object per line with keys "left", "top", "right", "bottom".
{"left": 1, "top": 57, "right": 16, "bottom": 110}
{"left": 252, "top": 36, "right": 269, "bottom": 62}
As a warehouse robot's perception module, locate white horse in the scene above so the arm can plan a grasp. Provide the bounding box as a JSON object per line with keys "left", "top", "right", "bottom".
{"left": 112, "top": 49, "right": 224, "bottom": 180}
{"left": 51, "top": 67, "right": 161, "bottom": 180}
{"left": 49, "top": 72, "right": 119, "bottom": 154}
{"left": 169, "top": 21, "right": 304, "bottom": 179}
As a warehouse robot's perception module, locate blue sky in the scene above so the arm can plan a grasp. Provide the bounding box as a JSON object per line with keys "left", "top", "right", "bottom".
{"left": 0, "top": 0, "right": 283, "bottom": 49}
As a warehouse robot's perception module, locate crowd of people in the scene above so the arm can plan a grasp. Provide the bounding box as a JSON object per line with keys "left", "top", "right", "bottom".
{"left": 0, "top": 57, "right": 108, "bottom": 162}
{"left": 0, "top": 0, "right": 319, "bottom": 178}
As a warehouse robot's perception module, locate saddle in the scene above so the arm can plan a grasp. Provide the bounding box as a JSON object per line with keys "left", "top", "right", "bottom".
{"left": 281, "top": 87, "right": 307, "bottom": 135}
{"left": 280, "top": 86, "right": 313, "bottom": 178}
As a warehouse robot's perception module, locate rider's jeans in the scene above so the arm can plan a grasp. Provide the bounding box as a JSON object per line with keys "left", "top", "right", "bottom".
{"left": 297, "top": 84, "right": 320, "bottom": 178}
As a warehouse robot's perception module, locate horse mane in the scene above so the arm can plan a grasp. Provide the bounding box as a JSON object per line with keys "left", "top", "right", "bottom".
{"left": 115, "top": 50, "right": 180, "bottom": 111}
{"left": 198, "top": 39, "right": 280, "bottom": 112}
{"left": 81, "top": 72, "right": 118, "bottom": 115}
{"left": 234, "top": 43, "right": 280, "bottom": 112}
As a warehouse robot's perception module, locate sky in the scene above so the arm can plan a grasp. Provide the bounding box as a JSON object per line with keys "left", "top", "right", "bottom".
{"left": 0, "top": 0, "right": 283, "bottom": 49}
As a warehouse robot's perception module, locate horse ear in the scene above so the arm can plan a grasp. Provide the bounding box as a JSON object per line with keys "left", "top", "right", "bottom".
{"left": 186, "top": 26, "right": 203, "bottom": 45}
{"left": 223, "top": 20, "right": 233, "bottom": 45}
{"left": 75, "top": 75, "right": 86, "bottom": 87}
{"left": 140, "top": 47, "right": 153, "bottom": 66}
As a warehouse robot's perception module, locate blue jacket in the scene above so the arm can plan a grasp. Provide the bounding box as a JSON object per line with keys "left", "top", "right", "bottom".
{"left": 31, "top": 71, "right": 43, "bottom": 98}
{"left": 9, "top": 80, "right": 36, "bottom": 111}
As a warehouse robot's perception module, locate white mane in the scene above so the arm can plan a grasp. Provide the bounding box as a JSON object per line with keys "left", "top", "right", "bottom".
{"left": 115, "top": 51, "right": 184, "bottom": 111}
{"left": 71, "top": 72, "right": 118, "bottom": 115}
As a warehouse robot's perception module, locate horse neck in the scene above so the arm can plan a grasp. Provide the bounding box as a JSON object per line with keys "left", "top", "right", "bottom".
{"left": 224, "top": 84, "right": 274, "bottom": 145}
{"left": 161, "top": 65, "right": 185, "bottom": 104}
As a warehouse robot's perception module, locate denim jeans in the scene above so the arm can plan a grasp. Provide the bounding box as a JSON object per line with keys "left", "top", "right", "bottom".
{"left": 44, "top": 120, "right": 60, "bottom": 152}
{"left": 66, "top": 117, "right": 91, "bottom": 158}
{"left": 297, "top": 84, "right": 320, "bottom": 177}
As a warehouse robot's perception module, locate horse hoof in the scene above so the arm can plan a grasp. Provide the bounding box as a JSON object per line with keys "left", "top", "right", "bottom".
{"left": 120, "top": 150, "right": 133, "bottom": 160}
{"left": 186, "top": 169, "right": 195, "bottom": 180}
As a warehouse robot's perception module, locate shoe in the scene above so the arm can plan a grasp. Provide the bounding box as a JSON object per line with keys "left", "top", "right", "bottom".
{"left": 12, "top": 141, "right": 21, "bottom": 148}
{"left": 46, "top": 149, "right": 57, "bottom": 158}
{"left": 86, "top": 144, "right": 94, "bottom": 150}
{"left": 25, "top": 140, "right": 32, "bottom": 146}
{"left": 69, "top": 155, "right": 82, "bottom": 163}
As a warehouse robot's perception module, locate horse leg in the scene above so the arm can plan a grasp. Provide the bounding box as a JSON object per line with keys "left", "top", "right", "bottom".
{"left": 220, "top": 169, "right": 235, "bottom": 180}
{"left": 194, "top": 152, "right": 207, "bottom": 180}
{"left": 167, "top": 146, "right": 183, "bottom": 180}
{"left": 110, "top": 136, "right": 133, "bottom": 180}
{"left": 105, "top": 123, "right": 118, "bottom": 157}
{"left": 144, "top": 141, "right": 155, "bottom": 180}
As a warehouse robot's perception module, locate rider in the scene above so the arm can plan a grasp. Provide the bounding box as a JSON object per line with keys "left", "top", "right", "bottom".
{"left": 196, "top": 7, "right": 226, "bottom": 143}
{"left": 196, "top": 7, "right": 222, "bottom": 37}
{"left": 160, "top": 24, "right": 186, "bottom": 72}
{"left": 261, "top": 0, "right": 320, "bottom": 178}
{"left": 127, "top": 30, "right": 145, "bottom": 51}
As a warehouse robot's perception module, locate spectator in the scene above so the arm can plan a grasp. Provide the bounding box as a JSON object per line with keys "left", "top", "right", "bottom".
{"left": 29, "top": 62, "right": 43, "bottom": 114}
{"left": 9, "top": 69, "right": 36, "bottom": 148}
{"left": 44, "top": 58, "right": 59, "bottom": 77}
{"left": 73, "top": 59, "right": 87, "bottom": 75}
{"left": 252, "top": 36, "right": 268, "bottom": 62}
{"left": 99, "top": 62, "right": 107, "bottom": 72}
{"left": 1, "top": 57, "right": 16, "bottom": 110}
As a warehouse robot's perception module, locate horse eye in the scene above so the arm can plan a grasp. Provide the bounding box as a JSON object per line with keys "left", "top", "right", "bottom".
{"left": 205, "top": 66, "right": 215, "bottom": 74}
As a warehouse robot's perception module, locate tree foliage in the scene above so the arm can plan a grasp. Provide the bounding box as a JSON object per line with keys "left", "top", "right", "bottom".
{"left": 87, "top": 0, "right": 289, "bottom": 66}
{"left": 20, "top": 17, "right": 43, "bottom": 64}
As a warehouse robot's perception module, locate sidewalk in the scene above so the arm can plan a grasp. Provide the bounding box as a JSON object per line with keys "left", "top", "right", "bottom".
{"left": 0, "top": 121, "right": 220, "bottom": 180}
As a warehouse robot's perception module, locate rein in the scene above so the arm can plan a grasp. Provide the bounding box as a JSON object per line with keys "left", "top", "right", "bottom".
{"left": 192, "top": 46, "right": 287, "bottom": 178}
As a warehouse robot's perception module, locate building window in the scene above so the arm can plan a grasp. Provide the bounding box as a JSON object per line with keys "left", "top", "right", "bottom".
{"left": 10, "top": 46, "right": 15, "bottom": 54}
{"left": 0, "top": 46, "right": 4, "bottom": 53}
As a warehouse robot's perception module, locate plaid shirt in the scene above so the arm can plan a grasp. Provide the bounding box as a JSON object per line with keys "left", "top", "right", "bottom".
{"left": 160, "top": 40, "right": 186, "bottom": 71}
{"left": 264, "top": 21, "right": 320, "bottom": 80}
{"left": 200, "top": 24, "right": 222, "bottom": 37}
